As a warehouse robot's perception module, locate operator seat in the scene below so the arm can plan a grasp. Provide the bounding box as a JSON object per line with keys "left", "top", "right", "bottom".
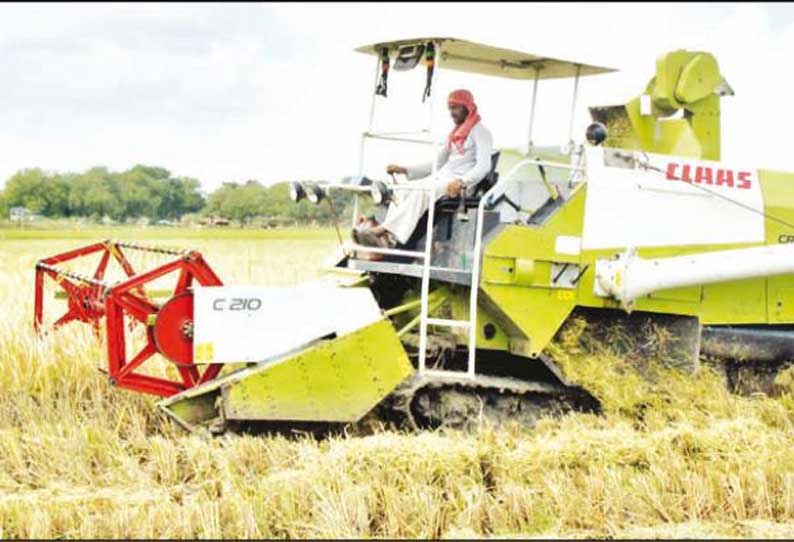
{"left": 397, "top": 151, "right": 502, "bottom": 251}
{"left": 438, "top": 151, "right": 501, "bottom": 211}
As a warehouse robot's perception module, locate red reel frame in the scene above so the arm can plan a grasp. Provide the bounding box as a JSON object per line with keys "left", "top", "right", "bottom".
{"left": 35, "top": 241, "right": 225, "bottom": 397}
{"left": 35, "top": 242, "right": 117, "bottom": 334}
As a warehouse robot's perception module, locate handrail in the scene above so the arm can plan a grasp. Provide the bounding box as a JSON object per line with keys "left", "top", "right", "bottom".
{"left": 501, "top": 157, "right": 584, "bottom": 183}
{"left": 321, "top": 158, "right": 584, "bottom": 200}
{"left": 344, "top": 242, "right": 425, "bottom": 259}
{"left": 467, "top": 181, "right": 491, "bottom": 377}
{"left": 486, "top": 158, "right": 585, "bottom": 207}
{"left": 362, "top": 134, "right": 436, "bottom": 146}
{"left": 365, "top": 129, "right": 432, "bottom": 137}
{"left": 316, "top": 181, "right": 431, "bottom": 194}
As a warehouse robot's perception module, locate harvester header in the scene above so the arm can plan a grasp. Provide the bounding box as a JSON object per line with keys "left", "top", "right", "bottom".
{"left": 35, "top": 240, "right": 224, "bottom": 397}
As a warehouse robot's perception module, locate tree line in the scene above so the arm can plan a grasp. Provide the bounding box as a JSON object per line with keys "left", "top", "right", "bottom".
{"left": 0, "top": 165, "right": 354, "bottom": 226}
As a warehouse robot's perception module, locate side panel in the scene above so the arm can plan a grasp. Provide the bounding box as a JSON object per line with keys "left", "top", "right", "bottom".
{"left": 481, "top": 186, "right": 585, "bottom": 357}
{"left": 161, "top": 318, "right": 414, "bottom": 426}
{"left": 221, "top": 319, "right": 413, "bottom": 422}
{"left": 700, "top": 279, "right": 767, "bottom": 324}
{"left": 581, "top": 147, "right": 764, "bottom": 250}
{"left": 761, "top": 168, "right": 794, "bottom": 323}
{"left": 447, "top": 289, "right": 511, "bottom": 351}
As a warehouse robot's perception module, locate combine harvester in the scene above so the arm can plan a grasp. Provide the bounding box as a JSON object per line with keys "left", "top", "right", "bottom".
{"left": 35, "top": 38, "right": 794, "bottom": 432}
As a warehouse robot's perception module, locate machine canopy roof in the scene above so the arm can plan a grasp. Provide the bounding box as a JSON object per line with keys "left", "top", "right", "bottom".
{"left": 355, "top": 37, "right": 617, "bottom": 80}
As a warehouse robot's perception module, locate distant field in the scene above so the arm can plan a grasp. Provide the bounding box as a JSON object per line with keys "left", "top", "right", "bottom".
{"left": 3, "top": 228, "right": 794, "bottom": 538}
{"left": 0, "top": 224, "right": 339, "bottom": 241}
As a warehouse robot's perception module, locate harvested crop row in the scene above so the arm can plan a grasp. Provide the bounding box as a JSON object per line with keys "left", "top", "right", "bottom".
{"left": 2, "top": 236, "right": 794, "bottom": 538}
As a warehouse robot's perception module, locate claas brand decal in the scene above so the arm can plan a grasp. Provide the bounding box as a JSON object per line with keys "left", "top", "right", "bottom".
{"left": 666, "top": 162, "right": 753, "bottom": 189}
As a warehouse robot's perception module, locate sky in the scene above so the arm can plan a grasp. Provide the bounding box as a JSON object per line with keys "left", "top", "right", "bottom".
{"left": 2, "top": 2, "right": 794, "bottom": 192}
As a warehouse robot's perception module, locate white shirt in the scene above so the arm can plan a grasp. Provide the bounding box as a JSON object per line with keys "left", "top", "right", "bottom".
{"left": 405, "top": 123, "right": 494, "bottom": 189}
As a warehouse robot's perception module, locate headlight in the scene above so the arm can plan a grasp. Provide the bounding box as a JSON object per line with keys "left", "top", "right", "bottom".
{"left": 370, "top": 181, "right": 390, "bottom": 206}
{"left": 585, "top": 122, "right": 608, "bottom": 146}
{"left": 305, "top": 183, "right": 325, "bottom": 204}
{"left": 288, "top": 181, "right": 305, "bottom": 202}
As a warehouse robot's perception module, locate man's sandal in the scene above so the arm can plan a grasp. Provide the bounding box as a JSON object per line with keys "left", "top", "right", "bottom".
{"left": 351, "top": 227, "right": 385, "bottom": 261}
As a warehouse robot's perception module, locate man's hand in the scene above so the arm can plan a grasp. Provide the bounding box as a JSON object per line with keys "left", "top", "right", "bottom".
{"left": 446, "top": 179, "right": 465, "bottom": 197}
{"left": 386, "top": 164, "right": 407, "bottom": 175}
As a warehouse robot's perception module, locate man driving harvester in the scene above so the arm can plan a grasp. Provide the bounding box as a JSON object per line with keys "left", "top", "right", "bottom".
{"left": 353, "top": 89, "right": 494, "bottom": 248}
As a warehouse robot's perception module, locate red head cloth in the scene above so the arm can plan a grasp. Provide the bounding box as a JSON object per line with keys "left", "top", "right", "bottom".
{"left": 446, "top": 89, "right": 481, "bottom": 153}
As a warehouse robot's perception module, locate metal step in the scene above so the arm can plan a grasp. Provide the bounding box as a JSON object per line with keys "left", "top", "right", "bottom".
{"left": 345, "top": 242, "right": 426, "bottom": 259}
{"left": 426, "top": 318, "right": 470, "bottom": 328}
{"left": 347, "top": 258, "right": 472, "bottom": 285}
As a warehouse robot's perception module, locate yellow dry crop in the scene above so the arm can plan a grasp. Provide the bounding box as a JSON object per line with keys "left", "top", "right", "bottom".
{"left": 2, "top": 229, "right": 794, "bottom": 538}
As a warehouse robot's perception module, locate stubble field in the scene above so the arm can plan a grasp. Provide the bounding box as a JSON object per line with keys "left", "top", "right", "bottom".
{"left": 3, "top": 226, "right": 794, "bottom": 539}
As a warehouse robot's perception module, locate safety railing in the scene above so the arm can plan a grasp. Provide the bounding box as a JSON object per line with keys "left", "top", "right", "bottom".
{"left": 488, "top": 158, "right": 585, "bottom": 206}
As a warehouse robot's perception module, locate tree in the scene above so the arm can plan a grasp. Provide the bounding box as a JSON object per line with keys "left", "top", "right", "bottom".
{"left": 158, "top": 177, "right": 205, "bottom": 219}
{"left": 0, "top": 163, "right": 356, "bottom": 225}
{"left": 0, "top": 192, "right": 8, "bottom": 219}
{"left": 113, "top": 167, "right": 162, "bottom": 220}
{"left": 67, "top": 167, "right": 122, "bottom": 219}
{"left": 204, "top": 182, "right": 237, "bottom": 217}
{"left": 220, "top": 181, "right": 268, "bottom": 225}
{"left": 2, "top": 169, "right": 69, "bottom": 216}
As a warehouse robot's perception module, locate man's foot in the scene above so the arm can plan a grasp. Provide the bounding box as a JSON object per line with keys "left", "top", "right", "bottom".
{"left": 382, "top": 231, "right": 398, "bottom": 248}
{"left": 351, "top": 227, "right": 386, "bottom": 261}
{"left": 355, "top": 228, "right": 385, "bottom": 248}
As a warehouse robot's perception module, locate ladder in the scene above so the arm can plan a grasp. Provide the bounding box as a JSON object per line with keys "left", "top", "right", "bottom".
{"left": 348, "top": 182, "right": 486, "bottom": 379}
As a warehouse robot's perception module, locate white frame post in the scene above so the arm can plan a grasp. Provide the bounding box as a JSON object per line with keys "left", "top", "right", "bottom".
{"left": 417, "top": 40, "right": 442, "bottom": 374}
{"left": 468, "top": 195, "right": 487, "bottom": 378}
{"left": 352, "top": 55, "right": 385, "bottom": 227}
{"left": 527, "top": 67, "right": 540, "bottom": 155}
{"left": 566, "top": 64, "right": 582, "bottom": 152}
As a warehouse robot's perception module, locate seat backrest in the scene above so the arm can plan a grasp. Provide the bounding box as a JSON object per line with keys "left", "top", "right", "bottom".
{"left": 475, "top": 151, "right": 501, "bottom": 195}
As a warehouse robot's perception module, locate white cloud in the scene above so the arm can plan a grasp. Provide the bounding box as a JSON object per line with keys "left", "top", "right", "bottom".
{"left": 1, "top": 2, "right": 793, "bottom": 189}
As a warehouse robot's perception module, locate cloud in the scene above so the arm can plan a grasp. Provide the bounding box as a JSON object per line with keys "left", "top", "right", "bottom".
{"left": 1, "top": 3, "right": 793, "bottom": 190}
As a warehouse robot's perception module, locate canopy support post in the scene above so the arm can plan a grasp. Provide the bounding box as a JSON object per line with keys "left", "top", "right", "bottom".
{"left": 527, "top": 67, "right": 540, "bottom": 155}
{"left": 353, "top": 55, "right": 384, "bottom": 226}
{"left": 566, "top": 64, "right": 582, "bottom": 152}
{"left": 417, "top": 40, "right": 442, "bottom": 374}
